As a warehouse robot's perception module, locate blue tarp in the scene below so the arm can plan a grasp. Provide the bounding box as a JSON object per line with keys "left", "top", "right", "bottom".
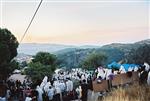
{"left": 108, "top": 62, "right": 139, "bottom": 71}
{"left": 122, "top": 64, "right": 139, "bottom": 71}
{"left": 108, "top": 61, "right": 121, "bottom": 69}
{"left": 121, "top": 64, "right": 130, "bottom": 71}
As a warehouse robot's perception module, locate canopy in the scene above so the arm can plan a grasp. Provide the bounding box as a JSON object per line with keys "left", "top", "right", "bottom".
{"left": 108, "top": 61, "right": 121, "bottom": 69}
{"left": 121, "top": 64, "right": 139, "bottom": 72}
{"left": 108, "top": 62, "right": 139, "bottom": 71}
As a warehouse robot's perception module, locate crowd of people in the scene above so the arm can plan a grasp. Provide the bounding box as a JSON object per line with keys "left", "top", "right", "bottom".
{"left": 24, "top": 68, "right": 93, "bottom": 101}
{"left": 95, "top": 63, "right": 150, "bottom": 85}
{"left": 0, "top": 79, "right": 30, "bottom": 101}
{"left": 0, "top": 68, "right": 93, "bottom": 101}
{"left": 0, "top": 62, "right": 150, "bottom": 101}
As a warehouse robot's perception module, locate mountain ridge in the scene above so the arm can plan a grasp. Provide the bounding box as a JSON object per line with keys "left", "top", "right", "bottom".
{"left": 17, "top": 39, "right": 150, "bottom": 56}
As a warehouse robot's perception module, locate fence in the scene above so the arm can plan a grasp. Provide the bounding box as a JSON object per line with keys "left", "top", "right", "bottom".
{"left": 93, "top": 80, "right": 109, "bottom": 92}
{"left": 93, "top": 72, "right": 139, "bottom": 92}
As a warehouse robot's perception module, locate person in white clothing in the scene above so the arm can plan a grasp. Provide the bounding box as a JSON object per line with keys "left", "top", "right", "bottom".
{"left": 47, "top": 86, "right": 54, "bottom": 101}
{"left": 147, "top": 71, "right": 150, "bottom": 85}
{"left": 59, "top": 81, "right": 66, "bottom": 92}
{"left": 97, "top": 66, "right": 105, "bottom": 79}
{"left": 66, "top": 79, "right": 73, "bottom": 92}
{"left": 70, "top": 80, "right": 73, "bottom": 91}
{"left": 36, "top": 86, "right": 43, "bottom": 101}
{"left": 25, "top": 97, "right": 32, "bottom": 101}
{"left": 76, "top": 86, "right": 82, "bottom": 99}
{"left": 66, "top": 79, "right": 70, "bottom": 92}
{"left": 81, "top": 74, "right": 86, "bottom": 81}
{"left": 6, "top": 89, "right": 11, "bottom": 100}
{"left": 44, "top": 82, "right": 51, "bottom": 93}
{"left": 0, "top": 97, "right": 6, "bottom": 101}
{"left": 119, "top": 65, "right": 126, "bottom": 73}
{"left": 53, "top": 86, "right": 61, "bottom": 101}
{"left": 40, "top": 76, "right": 48, "bottom": 89}
{"left": 134, "top": 66, "right": 139, "bottom": 72}
{"left": 128, "top": 66, "right": 133, "bottom": 72}
{"left": 97, "top": 71, "right": 105, "bottom": 80}
{"left": 144, "top": 62, "right": 150, "bottom": 72}
{"left": 105, "top": 69, "right": 112, "bottom": 80}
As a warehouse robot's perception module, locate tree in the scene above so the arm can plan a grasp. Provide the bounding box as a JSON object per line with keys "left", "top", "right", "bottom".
{"left": 20, "top": 61, "right": 28, "bottom": 68}
{"left": 81, "top": 52, "right": 107, "bottom": 70}
{"left": 0, "top": 28, "right": 19, "bottom": 80}
{"left": 32, "top": 52, "right": 57, "bottom": 66}
{"left": 25, "top": 52, "right": 57, "bottom": 83}
{"left": 126, "top": 44, "right": 150, "bottom": 64}
{"left": 9, "top": 60, "right": 19, "bottom": 72}
{"left": 25, "top": 62, "right": 53, "bottom": 83}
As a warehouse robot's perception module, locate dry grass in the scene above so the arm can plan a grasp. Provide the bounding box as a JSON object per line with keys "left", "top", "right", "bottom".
{"left": 102, "top": 84, "right": 150, "bottom": 101}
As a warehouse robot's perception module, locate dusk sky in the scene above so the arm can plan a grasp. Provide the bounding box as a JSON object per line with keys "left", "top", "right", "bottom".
{"left": 0, "top": 0, "right": 149, "bottom": 45}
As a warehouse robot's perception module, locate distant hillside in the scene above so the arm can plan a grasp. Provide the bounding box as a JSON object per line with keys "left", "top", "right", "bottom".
{"left": 18, "top": 43, "right": 101, "bottom": 55}
{"left": 56, "top": 39, "right": 150, "bottom": 68}
{"left": 101, "top": 39, "right": 150, "bottom": 55}
{"left": 135, "top": 39, "right": 150, "bottom": 44}
{"left": 78, "top": 45, "right": 101, "bottom": 49}
{"left": 56, "top": 47, "right": 124, "bottom": 68}
{"left": 17, "top": 43, "right": 74, "bottom": 55}
{"left": 17, "top": 39, "right": 150, "bottom": 68}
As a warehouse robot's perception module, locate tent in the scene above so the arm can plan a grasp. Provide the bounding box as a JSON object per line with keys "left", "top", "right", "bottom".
{"left": 121, "top": 64, "right": 139, "bottom": 72}
{"left": 108, "top": 62, "right": 121, "bottom": 69}
{"left": 108, "top": 62, "right": 139, "bottom": 71}
{"left": 121, "top": 64, "right": 130, "bottom": 71}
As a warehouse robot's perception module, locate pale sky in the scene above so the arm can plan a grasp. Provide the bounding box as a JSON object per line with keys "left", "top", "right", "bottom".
{"left": 0, "top": 0, "right": 149, "bottom": 45}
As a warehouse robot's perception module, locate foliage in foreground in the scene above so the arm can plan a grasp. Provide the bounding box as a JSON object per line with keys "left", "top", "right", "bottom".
{"left": 102, "top": 84, "right": 150, "bottom": 101}
{"left": 25, "top": 62, "right": 54, "bottom": 83}
{"left": 0, "top": 28, "right": 19, "bottom": 80}
{"left": 25, "top": 52, "right": 57, "bottom": 83}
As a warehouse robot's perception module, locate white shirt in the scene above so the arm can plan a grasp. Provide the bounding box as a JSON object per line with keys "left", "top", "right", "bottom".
{"left": 59, "top": 82, "right": 66, "bottom": 92}
{"left": 6, "top": 89, "right": 11, "bottom": 98}
{"left": 144, "top": 62, "right": 150, "bottom": 72}
{"left": 48, "top": 87, "right": 54, "bottom": 100}
{"left": 81, "top": 74, "right": 86, "bottom": 81}
{"left": 134, "top": 66, "right": 139, "bottom": 72}
{"left": 66, "top": 80, "right": 73, "bottom": 92}
{"left": 36, "top": 86, "right": 44, "bottom": 101}
{"left": 119, "top": 65, "right": 126, "bottom": 73}
{"left": 44, "top": 82, "right": 51, "bottom": 93}
{"left": 76, "top": 86, "right": 82, "bottom": 98}
{"left": 55, "top": 87, "right": 61, "bottom": 94}
{"left": 128, "top": 67, "right": 133, "bottom": 72}
{"left": 40, "top": 76, "right": 48, "bottom": 88}
{"left": 106, "top": 69, "right": 112, "bottom": 80}
{"left": 114, "top": 71, "right": 118, "bottom": 75}
{"left": 97, "top": 70, "right": 105, "bottom": 79}
{"left": 147, "top": 72, "right": 150, "bottom": 85}
{"left": 25, "top": 97, "right": 32, "bottom": 101}
{"left": 53, "top": 81, "right": 59, "bottom": 88}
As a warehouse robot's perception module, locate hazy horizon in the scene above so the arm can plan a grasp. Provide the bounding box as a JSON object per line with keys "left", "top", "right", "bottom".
{"left": 1, "top": 0, "right": 149, "bottom": 45}
{"left": 19, "top": 38, "right": 149, "bottom": 46}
